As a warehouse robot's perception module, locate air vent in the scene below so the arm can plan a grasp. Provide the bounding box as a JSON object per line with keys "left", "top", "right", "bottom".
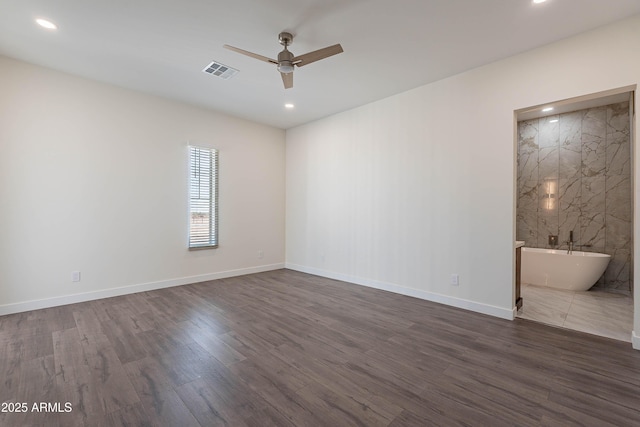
{"left": 202, "top": 61, "right": 238, "bottom": 80}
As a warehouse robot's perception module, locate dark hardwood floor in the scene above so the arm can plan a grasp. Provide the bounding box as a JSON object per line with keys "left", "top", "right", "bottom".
{"left": 1, "top": 269, "right": 639, "bottom": 426}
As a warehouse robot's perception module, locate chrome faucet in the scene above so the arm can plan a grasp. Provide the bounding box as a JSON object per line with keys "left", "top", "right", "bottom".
{"left": 566, "top": 230, "right": 574, "bottom": 254}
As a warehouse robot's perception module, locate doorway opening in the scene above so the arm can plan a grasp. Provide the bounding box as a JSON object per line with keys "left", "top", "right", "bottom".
{"left": 514, "top": 87, "right": 636, "bottom": 343}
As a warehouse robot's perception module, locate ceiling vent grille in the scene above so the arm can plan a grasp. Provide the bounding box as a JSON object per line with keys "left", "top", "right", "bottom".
{"left": 202, "top": 61, "right": 238, "bottom": 80}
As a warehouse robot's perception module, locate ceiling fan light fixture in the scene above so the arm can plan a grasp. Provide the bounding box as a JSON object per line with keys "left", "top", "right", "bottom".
{"left": 277, "top": 62, "right": 294, "bottom": 74}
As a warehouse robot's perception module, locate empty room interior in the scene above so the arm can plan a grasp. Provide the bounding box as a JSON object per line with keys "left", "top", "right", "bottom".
{"left": 2, "top": 0, "right": 640, "bottom": 426}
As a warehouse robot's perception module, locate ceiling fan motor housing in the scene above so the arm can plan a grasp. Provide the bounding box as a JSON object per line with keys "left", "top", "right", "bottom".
{"left": 277, "top": 49, "right": 294, "bottom": 74}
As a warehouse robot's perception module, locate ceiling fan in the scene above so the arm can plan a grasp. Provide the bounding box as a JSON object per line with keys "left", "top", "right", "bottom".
{"left": 224, "top": 32, "right": 343, "bottom": 89}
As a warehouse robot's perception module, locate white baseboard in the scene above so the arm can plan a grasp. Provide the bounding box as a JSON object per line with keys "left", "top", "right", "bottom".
{"left": 633, "top": 331, "right": 640, "bottom": 350}
{"left": 285, "top": 263, "right": 514, "bottom": 320}
{"left": 0, "top": 263, "right": 285, "bottom": 316}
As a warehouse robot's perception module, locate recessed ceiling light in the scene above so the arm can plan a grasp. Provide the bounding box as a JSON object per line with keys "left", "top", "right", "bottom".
{"left": 550, "top": 119, "right": 559, "bottom": 123}
{"left": 542, "top": 107, "right": 554, "bottom": 112}
{"left": 284, "top": 103, "right": 295, "bottom": 109}
{"left": 35, "top": 18, "right": 57, "bottom": 30}
{"left": 533, "top": 0, "right": 547, "bottom": 4}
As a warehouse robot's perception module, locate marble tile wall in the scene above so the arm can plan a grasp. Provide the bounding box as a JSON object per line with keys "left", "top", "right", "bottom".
{"left": 517, "top": 102, "right": 632, "bottom": 294}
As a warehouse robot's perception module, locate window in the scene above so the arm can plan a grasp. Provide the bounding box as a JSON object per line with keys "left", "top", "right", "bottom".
{"left": 189, "top": 145, "right": 218, "bottom": 249}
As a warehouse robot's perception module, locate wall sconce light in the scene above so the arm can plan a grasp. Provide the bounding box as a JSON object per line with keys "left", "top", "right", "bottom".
{"left": 542, "top": 179, "right": 557, "bottom": 211}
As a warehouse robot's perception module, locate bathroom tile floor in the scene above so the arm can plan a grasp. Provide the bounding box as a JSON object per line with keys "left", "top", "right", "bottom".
{"left": 517, "top": 283, "right": 634, "bottom": 342}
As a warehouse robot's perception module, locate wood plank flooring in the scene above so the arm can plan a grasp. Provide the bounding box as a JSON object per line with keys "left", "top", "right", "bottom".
{"left": 1, "top": 269, "right": 639, "bottom": 426}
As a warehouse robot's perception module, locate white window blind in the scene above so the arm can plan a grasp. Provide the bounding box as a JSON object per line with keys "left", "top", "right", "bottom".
{"left": 189, "top": 146, "right": 218, "bottom": 249}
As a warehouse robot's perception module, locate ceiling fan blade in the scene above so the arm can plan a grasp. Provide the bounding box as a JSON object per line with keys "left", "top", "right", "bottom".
{"left": 223, "top": 44, "right": 278, "bottom": 64}
{"left": 281, "top": 72, "right": 293, "bottom": 89}
{"left": 293, "top": 44, "right": 343, "bottom": 67}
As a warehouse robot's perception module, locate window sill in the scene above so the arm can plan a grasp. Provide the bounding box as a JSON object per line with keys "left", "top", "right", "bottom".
{"left": 188, "top": 245, "right": 219, "bottom": 251}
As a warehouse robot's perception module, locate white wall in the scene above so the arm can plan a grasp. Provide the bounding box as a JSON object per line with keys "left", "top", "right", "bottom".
{"left": 286, "top": 15, "right": 640, "bottom": 347}
{"left": 0, "top": 56, "right": 286, "bottom": 314}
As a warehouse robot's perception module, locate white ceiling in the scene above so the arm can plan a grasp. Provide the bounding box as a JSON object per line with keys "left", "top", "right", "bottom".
{"left": 1, "top": 1, "right": 639, "bottom": 129}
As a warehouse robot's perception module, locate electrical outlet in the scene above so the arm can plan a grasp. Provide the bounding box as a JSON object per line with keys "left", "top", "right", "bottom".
{"left": 72, "top": 271, "right": 81, "bottom": 282}
{"left": 450, "top": 274, "right": 459, "bottom": 286}
{"left": 257, "top": 250, "right": 264, "bottom": 259}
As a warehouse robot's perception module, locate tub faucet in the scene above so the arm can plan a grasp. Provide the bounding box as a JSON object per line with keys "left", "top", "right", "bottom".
{"left": 567, "top": 230, "right": 574, "bottom": 254}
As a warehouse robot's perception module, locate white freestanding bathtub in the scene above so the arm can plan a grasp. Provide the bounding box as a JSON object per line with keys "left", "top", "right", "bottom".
{"left": 521, "top": 247, "right": 611, "bottom": 291}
